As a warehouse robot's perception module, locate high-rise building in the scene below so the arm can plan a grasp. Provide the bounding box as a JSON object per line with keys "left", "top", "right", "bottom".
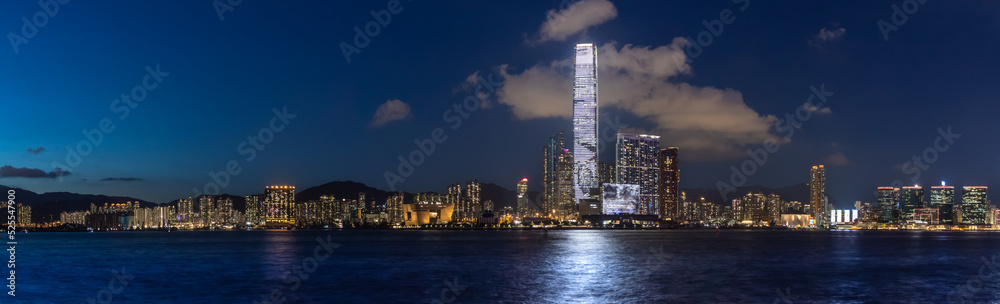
{"left": 177, "top": 198, "right": 194, "bottom": 221}
{"left": 16, "top": 205, "right": 31, "bottom": 226}
{"left": 899, "top": 186, "right": 924, "bottom": 223}
{"left": 658, "top": 147, "right": 680, "bottom": 220}
{"left": 544, "top": 131, "right": 573, "bottom": 218}
{"left": 265, "top": 185, "right": 296, "bottom": 228}
{"left": 198, "top": 195, "right": 216, "bottom": 226}
{"left": 810, "top": 165, "right": 828, "bottom": 228}
{"left": 517, "top": 178, "right": 529, "bottom": 219}
{"left": 448, "top": 184, "right": 464, "bottom": 220}
{"left": 877, "top": 187, "right": 900, "bottom": 224}
{"left": 598, "top": 161, "right": 615, "bottom": 185}
{"left": 616, "top": 132, "right": 661, "bottom": 215}
{"left": 387, "top": 192, "right": 404, "bottom": 226}
{"left": 245, "top": 194, "right": 264, "bottom": 226}
{"left": 930, "top": 185, "right": 955, "bottom": 225}
{"left": 732, "top": 193, "right": 782, "bottom": 225}
{"left": 216, "top": 196, "right": 234, "bottom": 225}
{"left": 962, "top": 186, "right": 989, "bottom": 225}
{"left": 464, "top": 180, "right": 482, "bottom": 219}
{"left": 573, "top": 43, "right": 599, "bottom": 207}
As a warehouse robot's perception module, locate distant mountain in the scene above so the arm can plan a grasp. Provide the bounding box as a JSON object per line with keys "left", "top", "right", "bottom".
{"left": 0, "top": 185, "right": 155, "bottom": 223}
{"left": 295, "top": 180, "right": 393, "bottom": 204}
{"left": 680, "top": 183, "right": 811, "bottom": 204}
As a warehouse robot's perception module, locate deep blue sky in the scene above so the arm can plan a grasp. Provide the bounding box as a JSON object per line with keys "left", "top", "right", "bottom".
{"left": 2, "top": 0, "right": 999, "bottom": 207}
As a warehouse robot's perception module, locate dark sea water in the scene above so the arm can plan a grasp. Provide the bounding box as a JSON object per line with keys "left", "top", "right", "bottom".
{"left": 11, "top": 229, "right": 1000, "bottom": 303}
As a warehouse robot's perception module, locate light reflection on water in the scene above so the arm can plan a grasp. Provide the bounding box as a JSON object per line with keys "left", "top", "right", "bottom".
{"left": 15, "top": 229, "right": 1000, "bottom": 303}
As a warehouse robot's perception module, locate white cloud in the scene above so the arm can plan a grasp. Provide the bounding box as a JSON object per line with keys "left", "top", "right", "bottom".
{"left": 826, "top": 152, "right": 849, "bottom": 166}
{"left": 536, "top": 0, "right": 618, "bottom": 43}
{"left": 803, "top": 102, "right": 832, "bottom": 114}
{"left": 369, "top": 99, "right": 412, "bottom": 127}
{"left": 808, "top": 25, "right": 846, "bottom": 48}
{"left": 493, "top": 39, "right": 782, "bottom": 160}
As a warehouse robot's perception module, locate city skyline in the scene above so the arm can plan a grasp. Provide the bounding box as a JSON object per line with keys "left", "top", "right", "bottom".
{"left": 2, "top": 1, "right": 999, "bottom": 209}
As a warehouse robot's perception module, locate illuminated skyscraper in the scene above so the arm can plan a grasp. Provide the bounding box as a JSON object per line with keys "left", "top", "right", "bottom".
{"left": 465, "top": 180, "right": 481, "bottom": 218}
{"left": 810, "top": 165, "right": 828, "bottom": 228}
{"left": 962, "top": 186, "right": 989, "bottom": 225}
{"left": 387, "top": 192, "right": 404, "bottom": 226}
{"left": 265, "top": 185, "right": 296, "bottom": 228}
{"left": 658, "top": 147, "right": 680, "bottom": 220}
{"left": 16, "top": 205, "right": 31, "bottom": 226}
{"left": 899, "top": 186, "right": 924, "bottom": 223}
{"left": 930, "top": 185, "right": 955, "bottom": 225}
{"left": 616, "top": 132, "right": 660, "bottom": 215}
{"left": 448, "top": 184, "right": 464, "bottom": 220}
{"left": 573, "top": 43, "right": 599, "bottom": 206}
{"left": 517, "top": 178, "right": 529, "bottom": 219}
{"left": 877, "top": 187, "right": 900, "bottom": 223}
{"left": 544, "top": 131, "right": 572, "bottom": 217}
{"left": 177, "top": 197, "right": 194, "bottom": 221}
{"left": 245, "top": 194, "right": 264, "bottom": 226}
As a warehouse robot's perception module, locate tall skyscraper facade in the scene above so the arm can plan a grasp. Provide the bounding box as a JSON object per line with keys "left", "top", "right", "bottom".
{"left": 930, "top": 185, "right": 955, "bottom": 225}
{"left": 245, "top": 194, "right": 264, "bottom": 226}
{"left": 448, "top": 184, "right": 464, "bottom": 220}
{"left": 465, "top": 180, "right": 481, "bottom": 218}
{"left": 177, "top": 198, "right": 194, "bottom": 221}
{"left": 517, "top": 178, "right": 529, "bottom": 219}
{"left": 877, "top": 187, "right": 899, "bottom": 223}
{"left": 543, "top": 131, "right": 573, "bottom": 218}
{"left": 616, "top": 133, "right": 661, "bottom": 215}
{"left": 810, "top": 165, "right": 828, "bottom": 228}
{"left": 265, "top": 185, "right": 296, "bottom": 227}
{"left": 658, "top": 147, "right": 680, "bottom": 220}
{"left": 573, "top": 43, "right": 599, "bottom": 206}
{"left": 962, "top": 186, "right": 989, "bottom": 225}
{"left": 387, "top": 192, "right": 404, "bottom": 226}
{"left": 899, "top": 186, "right": 924, "bottom": 223}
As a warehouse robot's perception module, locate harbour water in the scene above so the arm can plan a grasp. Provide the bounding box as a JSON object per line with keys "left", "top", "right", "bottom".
{"left": 13, "top": 229, "right": 1000, "bottom": 303}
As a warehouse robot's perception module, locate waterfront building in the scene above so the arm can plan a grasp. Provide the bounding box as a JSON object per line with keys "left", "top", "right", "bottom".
{"left": 962, "top": 186, "right": 989, "bottom": 225}
{"left": 658, "top": 147, "right": 680, "bottom": 220}
{"left": 616, "top": 132, "right": 660, "bottom": 215}
{"left": 264, "top": 185, "right": 296, "bottom": 228}
{"left": 573, "top": 43, "right": 600, "bottom": 207}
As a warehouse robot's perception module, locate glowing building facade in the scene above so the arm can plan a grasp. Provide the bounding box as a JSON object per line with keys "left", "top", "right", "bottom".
{"left": 573, "top": 43, "right": 599, "bottom": 207}
{"left": 810, "top": 165, "right": 828, "bottom": 228}
{"left": 930, "top": 185, "right": 955, "bottom": 225}
{"left": 265, "top": 185, "right": 296, "bottom": 228}
{"left": 962, "top": 186, "right": 989, "bottom": 225}
{"left": 658, "top": 147, "right": 680, "bottom": 220}
{"left": 616, "top": 133, "right": 660, "bottom": 215}
{"left": 899, "top": 186, "right": 924, "bottom": 223}
{"left": 877, "top": 187, "right": 900, "bottom": 223}
{"left": 517, "top": 178, "right": 529, "bottom": 218}
{"left": 543, "top": 131, "right": 575, "bottom": 219}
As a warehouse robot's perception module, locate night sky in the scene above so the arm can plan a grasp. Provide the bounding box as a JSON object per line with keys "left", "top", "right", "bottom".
{"left": 2, "top": 0, "right": 999, "bottom": 208}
